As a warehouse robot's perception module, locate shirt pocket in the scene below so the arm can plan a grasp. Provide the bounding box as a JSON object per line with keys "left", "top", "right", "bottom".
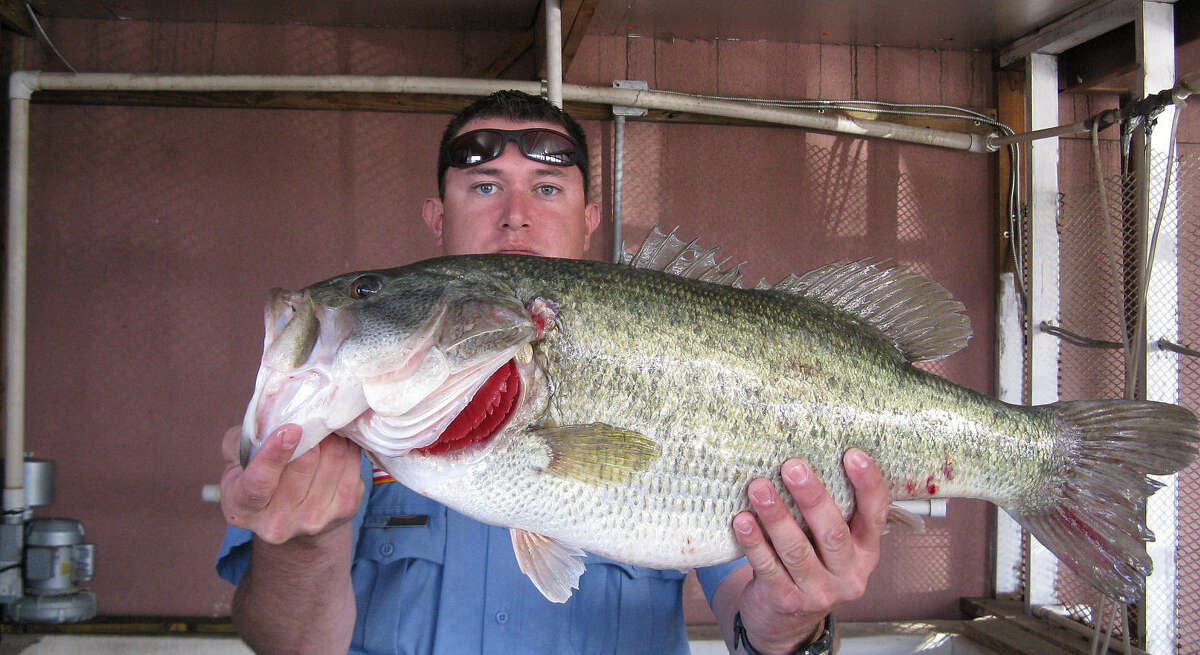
{"left": 351, "top": 491, "right": 448, "bottom": 655}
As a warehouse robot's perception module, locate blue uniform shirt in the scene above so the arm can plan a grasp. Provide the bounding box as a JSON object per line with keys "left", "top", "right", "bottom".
{"left": 217, "top": 456, "right": 746, "bottom": 655}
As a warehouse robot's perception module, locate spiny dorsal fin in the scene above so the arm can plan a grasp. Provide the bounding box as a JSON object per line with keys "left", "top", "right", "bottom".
{"left": 624, "top": 225, "right": 746, "bottom": 288}
{"left": 624, "top": 227, "right": 971, "bottom": 362}
{"left": 781, "top": 260, "right": 971, "bottom": 362}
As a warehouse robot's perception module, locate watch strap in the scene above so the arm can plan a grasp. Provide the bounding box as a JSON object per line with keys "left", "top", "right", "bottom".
{"left": 732, "top": 611, "right": 835, "bottom": 655}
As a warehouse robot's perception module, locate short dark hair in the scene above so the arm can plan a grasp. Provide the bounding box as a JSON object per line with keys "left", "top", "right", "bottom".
{"left": 436, "top": 90, "right": 589, "bottom": 198}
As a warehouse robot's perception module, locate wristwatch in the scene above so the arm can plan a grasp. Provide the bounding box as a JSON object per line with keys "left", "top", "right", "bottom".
{"left": 732, "top": 612, "right": 835, "bottom": 655}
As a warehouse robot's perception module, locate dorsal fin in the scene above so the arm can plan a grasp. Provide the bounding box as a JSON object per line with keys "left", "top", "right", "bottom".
{"left": 624, "top": 225, "right": 746, "bottom": 288}
{"left": 779, "top": 259, "right": 971, "bottom": 362}
{"left": 624, "top": 226, "right": 971, "bottom": 362}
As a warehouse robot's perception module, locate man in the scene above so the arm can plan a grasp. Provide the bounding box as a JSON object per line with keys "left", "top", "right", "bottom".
{"left": 218, "top": 91, "right": 889, "bottom": 655}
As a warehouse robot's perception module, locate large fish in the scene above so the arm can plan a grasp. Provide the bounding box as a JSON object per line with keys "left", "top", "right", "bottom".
{"left": 241, "top": 227, "right": 1198, "bottom": 604}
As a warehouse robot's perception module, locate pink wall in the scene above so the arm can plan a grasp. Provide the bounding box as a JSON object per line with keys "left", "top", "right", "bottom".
{"left": 19, "top": 19, "right": 995, "bottom": 619}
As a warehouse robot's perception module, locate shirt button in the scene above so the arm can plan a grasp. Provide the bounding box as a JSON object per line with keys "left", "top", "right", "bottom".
{"left": 379, "top": 543, "right": 394, "bottom": 557}
{"left": 495, "top": 611, "right": 509, "bottom": 624}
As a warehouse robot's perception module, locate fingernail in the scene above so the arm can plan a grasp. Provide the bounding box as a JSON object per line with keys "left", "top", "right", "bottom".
{"left": 279, "top": 426, "right": 300, "bottom": 449}
{"left": 846, "top": 449, "right": 869, "bottom": 469}
{"left": 784, "top": 460, "right": 809, "bottom": 485}
{"left": 750, "top": 483, "right": 775, "bottom": 506}
{"left": 734, "top": 516, "right": 754, "bottom": 535}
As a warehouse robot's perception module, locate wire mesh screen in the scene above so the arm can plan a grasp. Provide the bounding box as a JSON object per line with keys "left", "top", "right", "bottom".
{"left": 1164, "top": 153, "right": 1200, "bottom": 655}
{"left": 1056, "top": 150, "right": 1200, "bottom": 652}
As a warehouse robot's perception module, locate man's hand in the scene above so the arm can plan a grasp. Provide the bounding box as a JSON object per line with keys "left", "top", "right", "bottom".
{"left": 220, "top": 425, "right": 364, "bottom": 544}
{"left": 719, "top": 448, "right": 889, "bottom": 654}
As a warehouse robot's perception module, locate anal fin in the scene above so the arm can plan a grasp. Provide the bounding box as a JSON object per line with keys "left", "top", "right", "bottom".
{"left": 510, "top": 528, "right": 586, "bottom": 603}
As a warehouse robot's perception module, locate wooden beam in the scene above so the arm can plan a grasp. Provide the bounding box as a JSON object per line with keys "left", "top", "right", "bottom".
{"left": 995, "top": 70, "right": 1025, "bottom": 278}
{"left": 0, "top": 0, "right": 32, "bottom": 37}
{"left": 997, "top": 0, "right": 1138, "bottom": 69}
{"left": 1057, "top": 23, "right": 1135, "bottom": 93}
{"left": 962, "top": 598, "right": 1149, "bottom": 655}
{"left": 477, "top": 31, "right": 535, "bottom": 79}
{"left": 1059, "top": 0, "right": 1200, "bottom": 94}
{"left": 560, "top": 0, "right": 597, "bottom": 77}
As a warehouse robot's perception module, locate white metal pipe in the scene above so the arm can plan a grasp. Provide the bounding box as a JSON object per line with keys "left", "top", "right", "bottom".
{"left": 612, "top": 114, "right": 625, "bottom": 263}
{"left": 563, "top": 84, "right": 991, "bottom": 152}
{"left": 3, "top": 89, "right": 29, "bottom": 518}
{"left": 19, "top": 72, "right": 990, "bottom": 153}
{"left": 30, "top": 72, "right": 544, "bottom": 96}
{"left": 544, "top": 0, "right": 563, "bottom": 108}
{"left": 892, "top": 499, "right": 947, "bottom": 518}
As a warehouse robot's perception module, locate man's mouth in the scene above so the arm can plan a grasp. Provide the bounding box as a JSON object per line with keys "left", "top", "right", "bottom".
{"left": 498, "top": 249, "right": 540, "bottom": 256}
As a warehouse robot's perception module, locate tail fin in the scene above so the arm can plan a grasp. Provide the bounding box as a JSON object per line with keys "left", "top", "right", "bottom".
{"left": 1011, "top": 400, "right": 1199, "bottom": 603}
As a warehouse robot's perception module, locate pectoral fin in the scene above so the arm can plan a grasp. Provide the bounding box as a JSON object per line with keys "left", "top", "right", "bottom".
{"left": 510, "top": 528, "right": 586, "bottom": 603}
{"left": 534, "top": 423, "right": 660, "bottom": 485}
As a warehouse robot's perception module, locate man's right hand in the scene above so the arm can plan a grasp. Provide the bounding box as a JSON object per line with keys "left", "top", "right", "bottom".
{"left": 220, "top": 424, "right": 365, "bottom": 544}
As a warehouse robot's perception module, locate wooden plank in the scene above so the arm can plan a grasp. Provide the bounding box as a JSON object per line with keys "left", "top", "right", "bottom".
{"left": 561, "top": 0, "right": 597, "bottom": 77}
{"left": 0, "top": 0, "right": 33, "bottom": 37}
{"left": 962, "top": 616, "right": 1068, "bottom": 655}
{"left": 995, "top": 69, "right": 1026, "bottom": 279}
{"left": 963, "top": 598, "right": 1148, "bottom": 655}
{"left": 477, "top": 31, "right": 535, "bottom": 79}
{"left": 997, "top": 0, "right": 1137, "bottom": 69}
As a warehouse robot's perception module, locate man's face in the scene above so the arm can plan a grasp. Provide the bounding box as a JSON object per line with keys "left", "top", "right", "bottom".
{"left": 423, "top": 117, "right": 600, "bottom": 259}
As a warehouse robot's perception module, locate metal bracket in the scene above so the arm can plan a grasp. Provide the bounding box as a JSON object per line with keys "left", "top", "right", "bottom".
{"left": 612, "top": 80, "right": 648, "bottom": 117}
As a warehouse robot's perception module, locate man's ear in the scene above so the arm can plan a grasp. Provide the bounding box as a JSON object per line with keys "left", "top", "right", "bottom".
{"left": 581, "top": 201, "right": 601, "bottom": 250}
{"left": 422, "top": 197, "right": 445, "bottom": 247}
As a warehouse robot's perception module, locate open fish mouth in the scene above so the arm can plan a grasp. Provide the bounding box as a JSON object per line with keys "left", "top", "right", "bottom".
{"left": 417, "top": 359, "right": 522, "bottom": 455}
{"left": 241, "top": 278, "right": 538, "bottom": 466}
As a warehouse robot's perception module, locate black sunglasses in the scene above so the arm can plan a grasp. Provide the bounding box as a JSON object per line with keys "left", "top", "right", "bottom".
{"left": 444, "top": 128, "right": 581, "bottom": 168}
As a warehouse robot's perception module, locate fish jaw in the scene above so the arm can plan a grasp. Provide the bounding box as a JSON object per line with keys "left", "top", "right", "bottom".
{"left": 374, "top": 348, "right": 550, "bottom": 491}
{"left": 240, "top": 289, "right": 367, "bottom": 466}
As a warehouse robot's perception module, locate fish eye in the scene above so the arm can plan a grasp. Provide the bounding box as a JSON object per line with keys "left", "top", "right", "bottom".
{"left": 349, "top": 275, "right": 383, "bottom": 299}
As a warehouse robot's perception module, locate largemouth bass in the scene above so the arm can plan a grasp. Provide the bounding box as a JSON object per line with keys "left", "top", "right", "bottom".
{"left": 241, "top": 227, "right": 1198, "bottom": 604}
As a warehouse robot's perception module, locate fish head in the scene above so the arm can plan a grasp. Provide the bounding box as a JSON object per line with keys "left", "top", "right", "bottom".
{"left": 241, "top": 261, "right": 545, "bottom": 468}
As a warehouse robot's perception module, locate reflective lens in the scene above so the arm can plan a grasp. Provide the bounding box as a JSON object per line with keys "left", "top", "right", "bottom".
{"left": 445, "top": 128, "right": 579, "bottom": 168}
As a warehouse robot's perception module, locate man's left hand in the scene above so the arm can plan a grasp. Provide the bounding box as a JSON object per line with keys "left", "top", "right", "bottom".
{"left": 724, "top": 448, "right": 889, "bottom": 654}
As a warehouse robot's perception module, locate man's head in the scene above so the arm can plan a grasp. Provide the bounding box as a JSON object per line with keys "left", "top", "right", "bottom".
{"left": 423, "top": 91, "right": 600, "bottom": 260}
{"left": 435, "top": 90, "right": 590, "bottom": 198}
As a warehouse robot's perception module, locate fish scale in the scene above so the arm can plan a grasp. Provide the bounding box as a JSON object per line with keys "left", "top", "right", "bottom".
{"left": 242, "top": 232, "right": 1199, "bottom": 604}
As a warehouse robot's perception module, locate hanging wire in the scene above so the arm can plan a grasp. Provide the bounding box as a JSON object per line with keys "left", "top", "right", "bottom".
{"left": 25, "top": 2, "right": 77, "bottom": 73}
{"left": 1126, "top": 98, "right": 1186, "bottom": 399}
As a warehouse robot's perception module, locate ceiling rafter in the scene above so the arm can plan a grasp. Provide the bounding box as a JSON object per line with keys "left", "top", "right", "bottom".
{"left": 478, "top": 0, "right": 598, "bottom": 80}
{"left": 0, "top": 0, "right": 34, "bottom": 36}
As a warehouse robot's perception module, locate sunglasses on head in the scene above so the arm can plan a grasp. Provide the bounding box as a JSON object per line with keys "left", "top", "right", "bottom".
{"left": 444, "top": 128, "right": 581, "bottom": 168}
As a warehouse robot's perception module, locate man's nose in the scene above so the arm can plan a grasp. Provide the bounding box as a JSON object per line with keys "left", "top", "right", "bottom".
{"left": 499, "top": 190, "right": 533, "bottom": 230}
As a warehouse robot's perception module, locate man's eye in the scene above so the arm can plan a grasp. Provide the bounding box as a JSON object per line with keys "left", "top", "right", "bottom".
{"left": 537, "top": 185, "right": 560, "bottom": 196}
{"left": 474, "top": 183, "right": 497, "bottom": 194}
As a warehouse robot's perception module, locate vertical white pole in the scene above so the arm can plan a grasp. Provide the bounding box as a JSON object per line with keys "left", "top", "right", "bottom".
{"left": 1136, "top": 3, "right": 1178, "bottom": 653}
{"left": 1027, "top": 51, "right": 1061, "bottom": 607}
{"left": 545, "top": 0, "right": 563, "bottom": 108}
{"left": 994, "top": 271, "right": 1024, "bottom": 595}
{"left": 4, "top": 93, "right": 30, "bottom": 518}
